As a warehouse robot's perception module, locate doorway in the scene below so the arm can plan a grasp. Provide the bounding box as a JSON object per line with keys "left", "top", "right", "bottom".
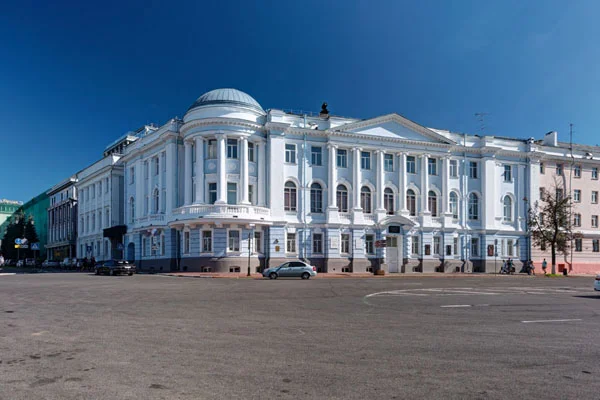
{"left": 386, "top": 236, "right": 402, "bottom": 273}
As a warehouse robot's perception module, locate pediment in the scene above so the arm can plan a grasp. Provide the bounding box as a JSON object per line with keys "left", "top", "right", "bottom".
{"left": 332, "top": 113, "right": 455, "bottom": 145}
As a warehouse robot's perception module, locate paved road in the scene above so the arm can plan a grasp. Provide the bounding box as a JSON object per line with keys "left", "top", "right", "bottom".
{"left": 0, "top": 274, "right": 598, "bottom": 399}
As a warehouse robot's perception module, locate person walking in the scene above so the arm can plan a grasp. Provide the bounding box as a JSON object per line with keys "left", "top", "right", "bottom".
{"left": 542, "top": 258, "right": 548, "bottom": 275}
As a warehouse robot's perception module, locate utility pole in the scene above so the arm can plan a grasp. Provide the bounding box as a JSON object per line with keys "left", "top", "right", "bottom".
{"left": 569, "top": 123, "right": 574, "bottom": 273}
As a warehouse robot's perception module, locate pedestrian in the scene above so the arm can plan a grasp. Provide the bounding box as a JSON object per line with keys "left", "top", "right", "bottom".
{"left": 542, "top": 258, "right": 547, "bottom": 275}
{"left": 508, "top": 258, "right": 514, "bottom": 274}
{"left": 529, "top": 260, "right": 535, "bottom": 275}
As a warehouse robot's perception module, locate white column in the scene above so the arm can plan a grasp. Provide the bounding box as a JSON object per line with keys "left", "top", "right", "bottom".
{"left": 240, "top": 137, "right": 249, "bottom": 204}
{"left": 195, "top": 137, "right": 204, "bottom": 203}
{"left": 184, "top": 141, "right": 193, "bottom": 205}
{"left": 216, "top": 135, "right": 227, "bottom": 204}
{"left": 421, "top": 155, "right": 430, "bottom": 214}
{"left": 328, "top": 144, "right": 337, "bottom": 210}
{"left": 399, "top": 153, "right": 407, "bottom": 213}
{"left": 442, "top": 157, "right": 449, "bottom": 214}
{"left": 353, "top": 147, "right": 362, "bottom": 210}
{"left": 135, "top": 159, "right": 143, "bottom": 219}
{"left": 165, "top": 141, "right": 176, "bottom": 212}
{"left": 376, "top": 150, "right": 385, "bottom": 211}
{"left": 147, "top": 160, "right": 153, "bottom": 214}
{"left": 257, "top": 142, "right": 266, "bottom": 206}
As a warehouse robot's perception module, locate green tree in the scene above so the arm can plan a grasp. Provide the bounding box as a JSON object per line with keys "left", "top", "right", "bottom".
{"left": 0, "top": 212, "right": 26, "bottom": 260}
{"left": 527, "top": 184, "right": 572, "bottom": 275}
{"left": 24, "top": 217, "right": 40, "bottom": 258}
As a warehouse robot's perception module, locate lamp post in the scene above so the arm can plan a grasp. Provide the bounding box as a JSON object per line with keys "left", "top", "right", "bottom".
{"left": 523, "top": 196, "right": 530, "bottom": 266}
{"left": 247, "top": 224, "right": 255, "bottom": 277}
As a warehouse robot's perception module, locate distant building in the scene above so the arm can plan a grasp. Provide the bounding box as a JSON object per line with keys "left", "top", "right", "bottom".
{"left": 0, "top": 199, "right": 23, "bottom": 248}
{"left": 19, "top": 192, "right": 50, "bottom": 255}
{"left": 46, "top": 177, "right": 78, "bottom": 261}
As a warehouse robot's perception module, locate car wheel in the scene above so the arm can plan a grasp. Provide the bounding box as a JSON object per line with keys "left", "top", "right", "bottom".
{"left": 110, "top": 270, "right": 116, "bottom": 276}
{"left": 128, "top": 272, "right": 133, "bottom": 276}
{"left": 269, "top": 272, "right": 278, "bottom": 280}
{"left": 301, "top": 272, "right": 310, "bottom": 280}
{"left": 95, "top": 270, "right": 99, "bottom": 275}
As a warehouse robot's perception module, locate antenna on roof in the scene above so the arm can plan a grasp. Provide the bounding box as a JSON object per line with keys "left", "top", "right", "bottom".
{"left": 474, "top": 112, "right": 489, "bottom": 135}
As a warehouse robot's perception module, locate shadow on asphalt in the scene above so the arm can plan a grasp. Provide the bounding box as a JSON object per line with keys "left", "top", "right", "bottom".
{"left": 572, "top": 295, "right": 600, "bottom": 299}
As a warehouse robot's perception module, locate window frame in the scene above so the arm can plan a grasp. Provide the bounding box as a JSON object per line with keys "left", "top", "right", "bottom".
{"left": 337, "top": 184, "right": 349, "bottom": 213}
{"left": 427, "top": 158, "right": 437, "bottom": 176}
{"left": 360, "top": 186, "right": 372, "bottom": 214}
{"left": 411, "top": 236, "right": 420, "bottom": 255}
{"left": 449, "top": 160, "right": 458, "bottom": 178}
{"left": 310, "top": 183, "right": 323, "bottom": 213}
{"left": 226, "top": 138, "right": 238, "bottom": 159}
{"left": 285, "top": 144, "right": 297, "bottom": 164}
{"left": 384, "top": 154, "right": 394, "bottom": 172}
{"left": 284, "top": 181, "right": 298, "bottom": 212}
{"left": 208, "top": 182, "right": 217, "bottom": 204}
{"left": 365, "top": 234, "right": 375, "bottom": 255}
{"left": 311, "top": 146, "right": 322, "bottom": 166}
{"left": 312, "top": 233, "right": 323, "bottom": 254}
{"left": 574, "top": 189, "right": 581, "bottom": 203}
{"left": 360, "top": 151, "right": 371, "bottom": 170}
{"left": 336, "top": 149, "right": 347, "bottom": 168}
{"left": 384, "top": 188, "right": 394, "bottom": 215}
{"left": 227, "top": 229, "right": 241, "bottom": 252}
{"left": 286, "top": 232, "right": 297, "bottom": 253}
{"left": 341, "top": 233, "right": 350, "bottom": 254}
{"left": 574, "top": 165, "right": 581, "bottom": 178}
{"left": 469, "top": 161, "right": 478, "bottom": 179}
{"left": 503, "top": 165, "right": 512, "bottom": 182}
{"left": 248, "top": 142, "right": 255, "bottom": 162}
{"left": 406, "top": 156, "right": 416, "bottom": 174}
{"left": 503, "top": 196, "right": 512, "bottom": 221}
{"left": 201, "top": 230, "right": 212, "bottom": 253}
{"left": 468, "top": 193, "right": 479, "bottom": 221}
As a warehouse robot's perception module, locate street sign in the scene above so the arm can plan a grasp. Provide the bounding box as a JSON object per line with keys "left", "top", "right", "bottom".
{"left": 19, "top": 245, "right": 29, "bottom": 249}
{"left": 117, "top": 243, "right": 124, "bottom": 250}
{"left": 31, "top": 243, "right": 40, "bottom": 251}
{"left": 15, "top": 238, "right": 21, "bottom": 245}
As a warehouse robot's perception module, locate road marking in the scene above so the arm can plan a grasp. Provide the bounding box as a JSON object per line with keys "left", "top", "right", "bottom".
{"left": 0, "top": 273, "right": 16, "bottom": 276}
{"left": 441, "top": 305, "right": 472, "bottom": 308}
{"left": 521, "top": 319, "right": 582, "bottom": 324}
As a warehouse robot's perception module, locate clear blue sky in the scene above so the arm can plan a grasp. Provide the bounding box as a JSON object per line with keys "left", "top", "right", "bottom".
{"left": 1, "top": 0, "right": 599, "bottom": 202}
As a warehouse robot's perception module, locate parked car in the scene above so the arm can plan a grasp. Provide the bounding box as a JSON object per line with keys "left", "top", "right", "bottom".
{"left": 25, "top": 258, "right": 37, "bottom": 267}
{"left": 16, "top": 260, "right": 24, "bottom": 267}
{"left": 42, "top": 260, "right": 61, "bottom": 268}
{"left": 262, "top": 261, "right": 317, "bottom": 280}
{"left": 594, "top": 275, "right": 600, "bottom": 292}
{"left": 95, "top": 260, "right": 136, "bottom": 276}
{"left": 4, "top": 259, "right": 15, "bottom": 266}
{"left": 61, "top": 258, "right": 77, "bottom": 268}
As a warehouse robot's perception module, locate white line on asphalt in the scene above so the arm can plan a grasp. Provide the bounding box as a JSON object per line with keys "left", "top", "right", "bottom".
{"left": 440, "top": 305, "right": 472, "bottom": 308}
{"left": 521, "top": 319, "right": 582, "bottom": 323}
{"left": 0, "top": 273, "right": 16, "bottom": 276}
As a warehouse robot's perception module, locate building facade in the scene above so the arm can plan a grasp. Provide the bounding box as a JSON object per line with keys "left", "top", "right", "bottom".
{"left": 116, "top": 88, "right": 531, "bottom": 273}
{"left": 46, "top": 177, "right": 78, "bottom": 261}
{"left": 20, "top": 192, "right": 49, "bottom": 255}
{"left": 0, "top": 199, "right": 23, "bottom": 248}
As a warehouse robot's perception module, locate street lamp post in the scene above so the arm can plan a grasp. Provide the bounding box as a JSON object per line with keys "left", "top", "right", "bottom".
{"left": 247, "top": 231, "right": 252, "bottom": 277}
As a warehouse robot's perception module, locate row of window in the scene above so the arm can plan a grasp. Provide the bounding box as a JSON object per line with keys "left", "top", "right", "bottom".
{"left": 80, "top": 209, "right": 111, "bottom": 234}
{"left": 541, "top": 162, "right": 599, "bottom": 179}
{"left": 572, "top": 214, "right": 600, "bottom": 228}
{"left": 79, "top": 178, "right": 110, "bottom": 205}
{"left": 570, "top": 189, "right": 599, "bottom": 204}
{"left": 79, "top": 240, "right": 110, "bottom": 259}
{"left": 181, "top": 231, "right": 262, "bottom": 254}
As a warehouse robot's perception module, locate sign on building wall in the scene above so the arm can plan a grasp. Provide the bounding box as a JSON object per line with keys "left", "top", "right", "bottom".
{"left": 329, "top": 237, "right": 339, "bottom": 249}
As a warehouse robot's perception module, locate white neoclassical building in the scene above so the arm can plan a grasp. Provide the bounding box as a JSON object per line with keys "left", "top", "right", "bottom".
{"left": 112, "top": 88, "right": 531, "bottom": 273}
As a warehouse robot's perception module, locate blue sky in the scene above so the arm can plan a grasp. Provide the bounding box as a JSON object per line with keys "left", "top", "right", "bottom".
{"left": 1, "top": 0, "right": 599, "bottom": 202}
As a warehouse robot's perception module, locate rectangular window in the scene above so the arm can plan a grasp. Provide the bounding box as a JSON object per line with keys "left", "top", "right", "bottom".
{"left": 556, "top": 164, "right": 563, "bottom": 175}
{"left": 574, "top": 214, "right": 581, "bottom": 227}
{"left": 575, "top": 238, "right": 582, "bottom": 252}
{"left": 384, "top": 154, "right": 394, "bottom": 172}
{"left": 248, "top": 142, "right": 255, "bottom": 162}
{"left": 227, "top": 182, "right": 237, "bottom": 205}
{"left": 337, "top": 149, "right": 347, "bottom": 168}
{"left": 313, "top": 233, "right": 323, "bottom": 254}
{"left": 365, "top": 235, "right": 374, "bottom": 255}
{"left": 202, "top": 231, "right": 212, "bottom": 253}
{"left": 540, "top": 163, "right": 545, "bottom": 174}
{"left": 228, "top": 231, "right": 240, "bottom": 252}
{"left": 361, "top": 151, "right": 371, "bottom": 170}
{"left": 574, "top": 165, "right": 581, "bottom": 178}
{"left": 470, "top": 238, "right": 479, "bottom": 257}
{"left": 226, "top": 139, "right": 238, "bottom": 159}
{"left": 427, "top": 158, "right": 437, "bottom": 175}
{"left": 503, "top": 165, "right": 512, "bottom": 182}
{"left": 406, "top": 156, "right": 416, "bottom": 174}
{"left": 208, "top": 183, "right": 217, "bottom": 204}
{"left": 411, "top": 236, "right": 420, "bottom": 255}
{"left": 469, "top": 162, "right": 478, "bottom": 179}
{"left": 449, "top": 160, "right": 458, "bottom": 178}
{"left": 592, "top": 215, "right": 598, "bottom": 228}
{"left": 207, "top": 140, "right": 217, "bottom": 159}
{"left": 184, "top": 231, "right": 190, "bottom": 254}
{"left": 248, "top": 185, "right": 254, "bottom": 204}
{"left": 144, "top": 161, "right": 149, "bottom": 179}
{"left": 341, "top": 234, "right": 350, "bottom": 254}
{"left": 154, "top": 156, "right": 160, "bottom": 176}
{"left": 593, "top": 239, "right": 599, "bottom": 253}
{"left": 311, "top": 146, "right": 322, "bottom": 166}
{"left": 162, "top": 152, "right": 166, "bottom": 172}
{"left": 98, "top": 181, "right": 102, "bottom": 196}
{"left": 433, "top": 237, "right": 441, "bottom": 255}
{"left": 593, "top": 168, "right": 599, "bottom": 180}
{"left": 593, "top": 191, "right": 598, "bottom": 204}
{"left": 285, "top": 144, "right": 296, "bottom": 163}
{"left": 286, "top": 233, "right": 296, "bottom": 253}
{"left": 105, "top": 177, "right": 109, "bottom": 193}
{"left": 507, "top": 239, "right": 514, "bottom": 257}
{"left": 574, "top": 189, "right": 581, "bottom": 202}
{"left": 254, "top": 231, "right": 262, "bottom": 253}
{"left": 556, "top": 188, "right": 563, "bottom": 200}
{"left": 142, "top": 238, "right": 147, "bottom": 257}
{"left": 453, "top": 237, "right": 459, "bottom": 255}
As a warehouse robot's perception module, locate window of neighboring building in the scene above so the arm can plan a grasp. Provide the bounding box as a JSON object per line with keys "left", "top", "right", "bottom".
{"left": 227, "top": 182, "right": 237, "bottom": 205}
{"left": 507, "top": 239, "right": 514, "bottom": 257}
{"left": 574, "top": 165, "right": 581, "bottom": 178}
{"left": 337, "top": 184, "right": 348, "bottom": 213}
{"left": 427, "top": 158, "right": 437, "bottom": 175}
{"left": 207, "top": 139, "right": 217, "bottom": 159}
{"left": 556, "top": 188, "right": 564, "bottom": 200}
{"left": 593, "top": 239, "right": 599, "bottom": 253}
{"left": 248, "top": 142, "right": 255, "bottom": 162}
{"left": 360, "top": 186, "right": 372, "bottom": 214}
{"left": 310, "top": 183, "right": 323, "bottom": 213}
{"left": 540, "top": 163, "right": 545, "bottom": 174}
{"left": 449, "top": 192, "right": 459, "bottom": 219}
{"left": 227, "top": 139, "right": 238, "bottom": 159}
{"left": 228, "top": 230, "right": 240, "bottom": 252}
{"left": 449, "top": 160, "right": 458, "bottom": 178}
{"left": 341, "top": 234, "right": 350, "bottom": 254}
{"left": 575, "top": 238, "right": 582, "bottom": 252}
{"left": 503, "top": 165, "right": 512, "bottom": 182}
{"left": 312, "top": 233, "right": 323, "bottom": 254}
{"left": 470, "top": 238, "right": 480, "bottom": 257}
{"left": 254, "top": 231, "right": 262, "bottom": 253}
{"left": 503, "top": 196, "right": 512, "bottom": 221}
{"left": 411, "top": 236, "right": 420, "bottom": 255}
{"left": 384, "top": 154, "right": 394, "bottom": 172}
{"left": 184, "top": 231, "right": 190, "bottom": 254}
{"left": 286, "top": 233, "right": 296, "bottom": 253}
{"left": 407, "top": 189, "right": 417, "bottom": 216}
{"left": 593, "top": 168, "right": 599, "bottom": 180}
{"left": 428, "top": 191, "right": 438, "bottom": 217}
{"left": 556, "top": 164, "right": 563, "bottom": 175}
{"left": 361, "top": 151, "right": 371, "bottom": 170}
{"left": 384, "top": 188, "right": 394, "bottom": 215}
{"left": 574, "top": 190, "right": 581, "bottom": 202}
{"left": 285, "top": 144, "right": 296, "bottom": 164}
{"left": 453, "top": 237, "right": 459, "bottom": 255}
{"left": 433, "top": 237, "right": 441, "bottom": 255}
{"left": 593, "top": 191, "right": 599, "bottom": 204}
{"left": 574, "top": 213, "right": 581, "bottom": 227}
{"left": 200, "top": 231, "right": 211, "bottom": 253}
{"left": 311, "top": 146, "right": 322, "bottom": 166}
{"left": 284, "top": 181, "right": 297, "bottom": 211}
{"left": 469, "top": 162, "right": 478, "bottom": 179}
{"left": 406, "top": 156, "right": 416, "bottom": 174}
{"left": 337, "top": 149, "right": 347, "bottom": 168}
{"left": 468, "top": 193, "right": 479, "bottom": 220}
{"left": 365, "top": 235, "right": 374, "bottom": 255}
{"left": 592, "top": 215, "right": 598, "bottom": 228}
{"left": 208, "top": 182, "right": 217, "bottom": 204}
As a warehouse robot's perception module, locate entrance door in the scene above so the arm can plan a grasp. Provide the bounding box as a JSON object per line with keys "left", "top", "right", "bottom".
{"left": 386, "top": 236, "right": 401, "bottom": 273}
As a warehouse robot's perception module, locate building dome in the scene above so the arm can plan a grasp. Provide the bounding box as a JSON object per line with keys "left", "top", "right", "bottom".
{"left": 187, "top": 88, "right": 264, "bottom": 114}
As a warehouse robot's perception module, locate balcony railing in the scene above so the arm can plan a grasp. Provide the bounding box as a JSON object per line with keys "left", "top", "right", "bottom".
{"left": 173, "top": 204, "right": 271, "bottom": 219}
{"left": 364, "top": 214, "right": 377, "bottom": 224}
{"left": 136, "top": 214, "right": 166, "bottom": 224}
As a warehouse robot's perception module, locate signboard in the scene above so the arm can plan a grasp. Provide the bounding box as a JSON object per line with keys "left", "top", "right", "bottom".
{"left": 15, "top": 238, "right": 21, "bottom": 245}
{"left": 117, "top": 243, "right": 124, "bottom": 251}
{"left": 31, "top": 243, "right": 40, "bottom": 251}
{"left": 329, "top": 237, "right": 339, "bottom": 249}
{"left": 487, "top": 245, "right": 494, "bottom": 257}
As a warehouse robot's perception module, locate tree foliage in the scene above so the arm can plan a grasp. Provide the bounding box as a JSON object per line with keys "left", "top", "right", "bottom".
{"left": 0, "top": 211, "right": 41, "bottom": 260}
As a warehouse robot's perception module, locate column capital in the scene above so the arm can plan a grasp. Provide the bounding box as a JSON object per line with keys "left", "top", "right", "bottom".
{"left": 374, "top": 149, "right": 385, "bottom": 155}
{"left": 239, "top": 136, "right": 248, "bottom": 142}
{"left": 327, "top": 143, "right": 338, "bottom": 150}
{"left": 352, "top": 146, "right": 363, "bottom": 152}
{"left": 184, "top": 139, "right": 193, "bottom": 146}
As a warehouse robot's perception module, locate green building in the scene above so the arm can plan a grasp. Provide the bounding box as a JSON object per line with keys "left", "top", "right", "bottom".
{"left": 19, "top": 192, "right": 50, "bottom": 256}
{"left": 0, "top": 199, "right": 23, "bottom": 249}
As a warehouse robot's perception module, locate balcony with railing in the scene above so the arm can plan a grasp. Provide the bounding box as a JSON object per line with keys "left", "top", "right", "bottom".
{"left": 172, "top": 204, "right": 271, "bottom": 222}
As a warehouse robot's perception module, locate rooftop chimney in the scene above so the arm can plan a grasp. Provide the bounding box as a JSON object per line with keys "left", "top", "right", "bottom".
{"left": 542, "top": 131, "right": 558, "bottom": 147}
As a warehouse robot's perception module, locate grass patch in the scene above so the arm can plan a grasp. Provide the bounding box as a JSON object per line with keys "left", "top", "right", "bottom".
{"left": 544, "top": 273, "right": 565, "bottom": 278}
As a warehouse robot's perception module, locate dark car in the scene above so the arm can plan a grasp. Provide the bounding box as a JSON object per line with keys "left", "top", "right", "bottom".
{"left": 262, "top": 261, "right": 317, "bottom": 280}
{"left": 95, "top": 260, "right": 136, "bottom": 276}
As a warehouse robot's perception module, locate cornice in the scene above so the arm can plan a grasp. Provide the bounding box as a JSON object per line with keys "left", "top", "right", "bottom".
{"left": 181, "top": 118, "right": 264, "bottom": 135}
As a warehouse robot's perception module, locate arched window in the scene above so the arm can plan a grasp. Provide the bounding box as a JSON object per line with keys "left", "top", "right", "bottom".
{"left": 428, "top": 191, "right": 438, "bottom": 217}
{"left": 407, "top": 189, "right": 417, "bottom": 216}
{"left": 129, "top": 197, "right": 135, "bottom": 223}
{"left": 449, "top": 192, "right": 459, "bottom": 219}
{"left": 361, "top": 186, "right": 372, "bottom": 214}
{"left": 468, "top": 193, "right": 479, "bottom": 220}
{"left": 284, "top": 181, "right": 297, "bottom": 211}
{"left": 337, "top": 184, "right": 348, "bottom": 213}
{"left": 503, "top": 196, "right": 512, "bottom": 221}
{"left": 384, "top": 188, "right": 394, "bottom": 215}
{"left": 153, "top": 189, "right": 160, "bottom": 214}
{"left": 310, "top": 183, "right": 323, "bottom": 213}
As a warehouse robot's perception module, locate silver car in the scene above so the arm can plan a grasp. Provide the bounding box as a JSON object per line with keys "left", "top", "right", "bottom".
{"left": 262, "top": 261, "right": 317, "bottom": 280}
